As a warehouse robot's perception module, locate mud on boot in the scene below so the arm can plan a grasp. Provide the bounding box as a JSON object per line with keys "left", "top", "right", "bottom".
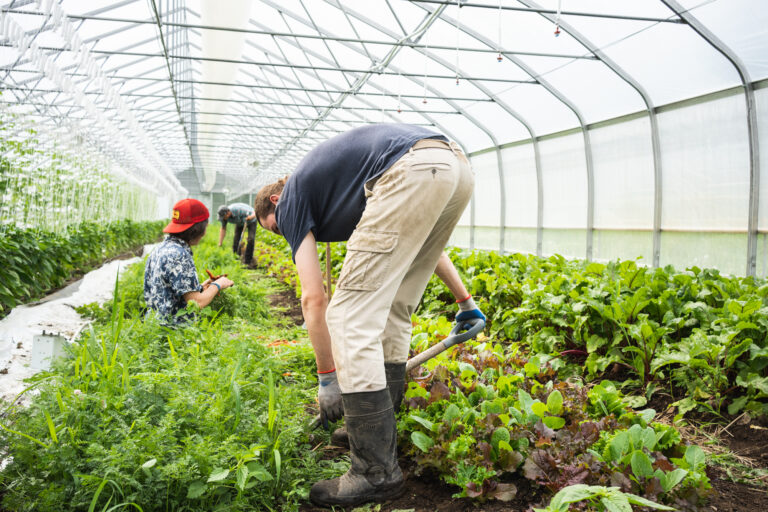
{"left": 310, "top": 388, "right": 404, "bottom": 507}
{"left": 329, "top": 362, "right": 406, "bottom": 450}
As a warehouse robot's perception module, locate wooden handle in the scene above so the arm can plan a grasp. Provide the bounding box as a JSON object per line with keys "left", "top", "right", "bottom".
{"left": 405, "top": 342, "right": 447, "bottom": 372}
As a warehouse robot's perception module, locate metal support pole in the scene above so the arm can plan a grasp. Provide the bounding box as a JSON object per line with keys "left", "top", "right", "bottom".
{"left": 496, "top": 147, "right": 506, "bottom": 254}
{"left": 469, "top": 192, "right": 475, "bottom": 250}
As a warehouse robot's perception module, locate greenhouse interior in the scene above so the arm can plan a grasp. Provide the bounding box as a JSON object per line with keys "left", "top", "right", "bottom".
{"left": 1, "top": 0, "right": 768, "bottom": 511}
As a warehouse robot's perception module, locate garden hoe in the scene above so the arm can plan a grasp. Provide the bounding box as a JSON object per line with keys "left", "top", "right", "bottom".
{"left": 309, "top": 317, "right": 485, "bottom": 430}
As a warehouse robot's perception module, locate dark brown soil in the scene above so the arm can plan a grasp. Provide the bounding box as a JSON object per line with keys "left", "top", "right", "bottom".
{"left": 267, "top": 288, "right": 304, "bottom": 326}
{"left": 705, "top": 467, "right": 768, "bottom": 511}
{"left": 716, "top": 414, "right": 768, "bottom": 466}
{"left": 300, "top": 462, "right": 538, "bottom": 512}
{"left": 297, "top": 413, "right": 768, "bottom": 512}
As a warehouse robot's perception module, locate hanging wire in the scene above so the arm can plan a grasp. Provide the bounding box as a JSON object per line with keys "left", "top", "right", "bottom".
{"left": 497, "top": 0, "right": 503, "bottom": 62}
{"left": 455, "top": 0, "right": 461, "bottom": 85}
{"left": 555, "top": 0, "right": 562, "bottom": 37}
{"left": 423, "top": 32, "right": 428, "bottom": 104}
{"left": 397, "top": 72, "right": 402, "bottom": 113}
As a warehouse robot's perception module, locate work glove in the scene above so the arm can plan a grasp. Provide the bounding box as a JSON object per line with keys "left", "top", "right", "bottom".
{"left": 456, "top": 295, "right": 486, "bottom": 328}
{"left": 317, "top": 370, "right": 344, "bottom": 430}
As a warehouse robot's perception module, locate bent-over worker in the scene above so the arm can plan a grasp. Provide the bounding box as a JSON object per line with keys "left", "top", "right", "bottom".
{"left": 255, "top": 123, "right": 484, "bottom": 507}
{"left": 217, "top": 202, "right": 258, "bottom": 265}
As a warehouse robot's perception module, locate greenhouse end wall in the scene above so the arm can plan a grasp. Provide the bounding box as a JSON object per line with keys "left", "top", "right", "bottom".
{"left": 452, "top": 81, "right": 768, "bottom": 278}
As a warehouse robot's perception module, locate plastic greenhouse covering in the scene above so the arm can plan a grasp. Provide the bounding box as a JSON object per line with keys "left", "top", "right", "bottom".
{"left": 1, "top": 0, "right": 767, "bottom": 276}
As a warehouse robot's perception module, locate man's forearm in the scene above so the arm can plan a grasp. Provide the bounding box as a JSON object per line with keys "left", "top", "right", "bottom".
{"left": 434, "top": 252, "right": 470, "bottom": 300}
{"left": 302, "top": 294, "right": 335, "bottom": 372}
{"left": 218, "top": 227, "right": 226, "bottom": 246}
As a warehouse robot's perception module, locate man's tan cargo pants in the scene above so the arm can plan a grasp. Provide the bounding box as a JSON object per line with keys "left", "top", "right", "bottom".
{"left": 326, "top": 139, "right": 474, "bottom": 393}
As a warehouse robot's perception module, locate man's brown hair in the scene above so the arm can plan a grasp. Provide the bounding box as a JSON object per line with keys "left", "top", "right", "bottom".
{"left": 254, "top": 176, "right": 288, "bottom": 221}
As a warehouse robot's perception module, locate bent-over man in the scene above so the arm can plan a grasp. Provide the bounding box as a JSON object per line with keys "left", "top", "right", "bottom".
{"left": 255, "top": 123, "right": 484, "bottom": 507}
{"left": 217, "top": 202, "right": 257, "bottom": 265}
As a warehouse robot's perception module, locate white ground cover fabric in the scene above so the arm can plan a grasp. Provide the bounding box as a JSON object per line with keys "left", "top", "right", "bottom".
{"left": 0, "top": 244, "right": 156, "bottom": 406}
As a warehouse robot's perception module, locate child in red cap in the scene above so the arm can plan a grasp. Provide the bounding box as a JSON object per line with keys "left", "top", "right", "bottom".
{"left": 144, "top": 199, "right": 234, "bottom": 324}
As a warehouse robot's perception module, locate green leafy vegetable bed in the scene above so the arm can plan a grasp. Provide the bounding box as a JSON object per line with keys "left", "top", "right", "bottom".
{"left": 4, "top": 226, "right": 763, "bottom": 511}
{"left": 0, "top": 232, "right": 336, "bottom": 512}
{"left": 0, "top": 220, "right": 165, "bottom": 314}
{"left": 418, "top": 250, "right": 768, "bottom": 418}
{"left": 402, "top": 317, "right": 710, "bottom": 510}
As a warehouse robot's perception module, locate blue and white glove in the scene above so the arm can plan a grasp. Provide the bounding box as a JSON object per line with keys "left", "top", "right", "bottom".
{"left": 456, "top": 295, "right": 486, "bottom": 328}
{"left": 317, "top": 370, "right": 344, "bottom": 430}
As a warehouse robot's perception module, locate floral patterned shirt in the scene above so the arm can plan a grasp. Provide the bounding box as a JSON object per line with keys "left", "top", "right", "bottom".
{"left": 143, "top": 236, "right": 201, "bottom": 324}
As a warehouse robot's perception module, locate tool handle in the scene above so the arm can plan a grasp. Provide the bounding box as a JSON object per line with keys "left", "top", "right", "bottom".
{"left": 406, "top": 342, "right": 446, "bottom": 372}
{"left": 405, "top": 317, "right": 485, "bottom": 372}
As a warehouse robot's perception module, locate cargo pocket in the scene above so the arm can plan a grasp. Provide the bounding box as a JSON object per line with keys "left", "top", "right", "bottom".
{"left": 337, "top": 230, "right": 398, "bottom": 291}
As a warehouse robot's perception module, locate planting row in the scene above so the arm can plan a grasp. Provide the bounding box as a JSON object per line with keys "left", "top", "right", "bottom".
{"left": 0, "top": 232, "right": 330, "bottom": 511}
{"left": 249, "top": 232, "right": 715, "bottom": 509}
{"left": 419, "top": 250, "right": 768, "bottom": 418}
{"left": 0, "top": 220, "right": 165, "bottom": 314}
{"left": 255, "top": 230, "right": 768, "bottom": 418}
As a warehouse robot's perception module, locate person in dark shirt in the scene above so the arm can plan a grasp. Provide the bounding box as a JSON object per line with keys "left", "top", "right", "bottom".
{"left": 254, "top": 123, "right": 484, "bottom": 507}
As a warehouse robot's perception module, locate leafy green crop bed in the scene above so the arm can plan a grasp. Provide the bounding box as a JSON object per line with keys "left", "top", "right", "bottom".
{"left": 0, "top": 220, "right": 165, "bottom": 314}
{"left": 0, "top": 233, "right": 337, "bottom": 512}
{"left": 419, "top": 250, "right": 768, "bottom": 419}
{"left": 2, "top": 228, "right": 766, "bottom": 511}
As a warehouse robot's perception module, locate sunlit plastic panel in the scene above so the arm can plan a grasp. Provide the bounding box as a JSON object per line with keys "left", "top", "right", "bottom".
{"left": 501, "top": 143, "right": 538, "bottom": 255}
{"left": 675, "top": 0, "right": 768, "bottom": 82}
{"left": 518, "top": 56, "right": 647, "bottom": 123}
{"left": 469, "top": 151, "right": 502, "bottom": 250}
{"left": 591, "top": 116, "right": 655, "bottom": 229}
{"left": 491, "top": 83, "right": 580, "bottom": 137}
{"left": 756, "top": 86, "right": 768, "bottom": 277}
{"left": 659, "top": 93, "right": 750, "bottom": 231}
{"left": 539, "top": 132, "right": 588, "bottom": 259}
{"left": 590, "top": 116, "right": 655, "bottom": 263}
{"left": 599, "top": 22, "right": 740, "bottom": 107}
{"left": 462, "top": 101, "right": 531, "bottom": 143}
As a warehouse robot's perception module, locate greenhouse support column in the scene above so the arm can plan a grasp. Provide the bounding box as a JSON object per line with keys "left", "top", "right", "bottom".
{"left": 534, "top": 141, "right": 543, "bottom": 257}
{"left": 496, "top": 147, "right": 506, "bottom": 254}
{"left": 584, "top": 130, "right": 594, "bottom": 262}
{"left": 470, "top": 191, "right": 475, "bottom": 250}
{"left": 662, "top": 0, "right": 760, "bottom": 276}
{"left": 651, "top": 115, "right": 663, "bottom": 268}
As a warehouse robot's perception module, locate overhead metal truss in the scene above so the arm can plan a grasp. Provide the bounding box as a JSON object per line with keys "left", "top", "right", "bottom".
{"left": 0, "top": 0, "right": 764, "bottom": 275}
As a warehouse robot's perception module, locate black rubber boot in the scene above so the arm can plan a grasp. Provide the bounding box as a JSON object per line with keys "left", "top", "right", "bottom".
{"left": 310, "top": 389, "right": 405, "bottom": 507}
{"left": 331, "top": 362, "right": 406, "bottom": 448}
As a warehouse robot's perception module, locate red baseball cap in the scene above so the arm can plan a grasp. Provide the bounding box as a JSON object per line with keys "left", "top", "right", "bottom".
{"left": 163, "top": 198, "right": 210, "bottom": 233}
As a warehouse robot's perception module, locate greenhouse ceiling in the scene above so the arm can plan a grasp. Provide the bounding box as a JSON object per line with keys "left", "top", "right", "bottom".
{"left": 0, "top": 0, "right": 765, "bottom": 200}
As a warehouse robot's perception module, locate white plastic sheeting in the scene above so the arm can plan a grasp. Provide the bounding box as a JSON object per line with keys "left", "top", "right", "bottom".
{"left": 0, "top": 252, "right": 148, "bottom": 406}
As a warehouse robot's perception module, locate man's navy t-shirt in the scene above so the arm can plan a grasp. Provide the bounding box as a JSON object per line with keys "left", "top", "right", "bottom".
{"left": 275, "top": 123, "right": 447, "bottom": 260}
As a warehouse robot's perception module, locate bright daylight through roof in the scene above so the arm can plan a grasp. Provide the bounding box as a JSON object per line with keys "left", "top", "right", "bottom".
{"left": 1, "top": 1, "right": 767, "bottom": 511}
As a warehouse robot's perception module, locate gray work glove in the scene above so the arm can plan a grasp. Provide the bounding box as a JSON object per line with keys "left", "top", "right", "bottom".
{"left": 318, "top": 370, "right": 343, "bottom": 430}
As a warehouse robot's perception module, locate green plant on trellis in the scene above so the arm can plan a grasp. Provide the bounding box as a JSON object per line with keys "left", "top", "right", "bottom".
{"left": 0, "top": 102, "right": 159, "bottom": 233}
